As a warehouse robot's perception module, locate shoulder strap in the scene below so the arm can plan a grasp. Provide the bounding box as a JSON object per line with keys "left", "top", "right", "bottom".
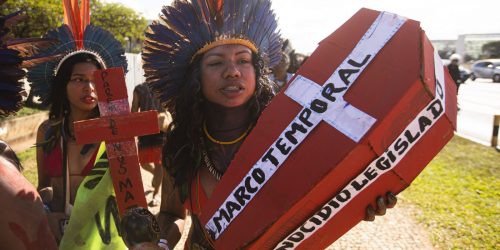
{"left": 62, "top": 137, "right": 71, "bottom": 215}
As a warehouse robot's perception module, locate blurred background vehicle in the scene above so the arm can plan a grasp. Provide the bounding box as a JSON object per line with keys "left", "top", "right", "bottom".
{"left": 469, "top": 59, "right": 500, "bottom": 82}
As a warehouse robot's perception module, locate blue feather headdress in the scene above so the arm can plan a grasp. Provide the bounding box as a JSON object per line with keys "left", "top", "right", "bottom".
{"left": 26, "top": 0, "right": 127, "bottom": 105}
{"left": 0, "top": 3, "right": 58, "bottom": 117}
{"left": 142, "top": 0, "right": 282, "bottom": 106}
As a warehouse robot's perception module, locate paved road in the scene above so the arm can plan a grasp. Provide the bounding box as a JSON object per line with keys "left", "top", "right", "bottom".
{"left": 457, "top": 79, "right": 500, "bottom": 146}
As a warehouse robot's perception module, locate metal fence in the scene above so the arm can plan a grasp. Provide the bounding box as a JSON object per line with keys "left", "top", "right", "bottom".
{"left": 125, "top": 53, "right": 146, "bottom": 104}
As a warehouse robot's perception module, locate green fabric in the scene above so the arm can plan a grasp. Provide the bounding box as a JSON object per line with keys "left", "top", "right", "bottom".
{"left": 59, "top": 142, "right": 127, "bottom": 249}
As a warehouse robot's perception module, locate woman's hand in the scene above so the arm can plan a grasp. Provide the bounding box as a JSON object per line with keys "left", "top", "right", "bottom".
{"left": 364, "top": 192, "right": 397, "bottom": 221}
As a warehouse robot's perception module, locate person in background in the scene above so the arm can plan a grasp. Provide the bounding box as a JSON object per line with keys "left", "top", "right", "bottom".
{"left": 131, "top": 82, "right": 168, "bottom": 206}
{"left": 447, "top": 54, "right": 462, "bottom": 94}
{"left": 270, "top": 50, "right": 293, "bottom": 90}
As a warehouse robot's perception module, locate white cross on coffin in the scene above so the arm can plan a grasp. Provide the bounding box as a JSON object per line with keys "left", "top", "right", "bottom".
{"left": 285, "top": 75, "right": 376, "bottom": 142}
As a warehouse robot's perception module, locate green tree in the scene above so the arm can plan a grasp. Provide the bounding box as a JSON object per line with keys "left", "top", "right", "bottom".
{"left": 3, "top": 0, "right": 147, "bottom": 107}
{"left": 2, "top": 0, "right": 147, "bottom": 53}
{"left": 91, "top": 1, "right": 147, "bottom": 53}
{"left": 482, "top": 41, "right": 500, "bottom": 58}
{"left": 2, "top": 0, "right": 63, "bottom": 38}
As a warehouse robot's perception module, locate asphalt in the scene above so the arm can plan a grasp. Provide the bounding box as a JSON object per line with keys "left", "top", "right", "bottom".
{"left": 141, "top": 169, "right": 434, "bottom": 249}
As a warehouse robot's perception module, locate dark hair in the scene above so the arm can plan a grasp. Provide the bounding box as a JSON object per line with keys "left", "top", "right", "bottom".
{"left": 42, "top": 53, "right": 103, "bottom": 153}
{"left": 0, "top": 140, "right": 22, "bottom": 172}
{"left": 164, "top": 53, "right": 276, "bottom": 200}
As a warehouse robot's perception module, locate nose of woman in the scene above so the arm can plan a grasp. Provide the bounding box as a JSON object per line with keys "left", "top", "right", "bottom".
{"left": 82, "top": 79, "right": 96, "bottom": 94}
{"left": 223, "top": 62, "right": 241, "bottom": 78}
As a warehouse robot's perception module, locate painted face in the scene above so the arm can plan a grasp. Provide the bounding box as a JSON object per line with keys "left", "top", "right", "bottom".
{"left": 200, "top": 44, "right": 256, "bottom": 108}
{"left": 66, "top": 62, "right": 98, "bottom": 113}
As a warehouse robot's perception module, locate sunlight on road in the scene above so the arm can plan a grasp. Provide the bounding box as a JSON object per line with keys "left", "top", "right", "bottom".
{"left": 457, "top": 79, "right": 500, "bottom": 146}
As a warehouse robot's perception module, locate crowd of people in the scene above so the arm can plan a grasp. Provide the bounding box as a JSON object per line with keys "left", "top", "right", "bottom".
{"left": 1, "top": 0, "right": 398, "bottom": 249}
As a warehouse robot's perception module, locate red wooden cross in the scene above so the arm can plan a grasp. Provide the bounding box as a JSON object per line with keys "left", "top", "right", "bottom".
{"left": 74, "top": 67, "right": 159, "bottom": 215}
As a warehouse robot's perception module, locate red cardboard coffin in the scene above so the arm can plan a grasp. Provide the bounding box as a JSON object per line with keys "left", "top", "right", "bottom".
{"left": 199, "top": 8, "right": 457, "bottom": 249}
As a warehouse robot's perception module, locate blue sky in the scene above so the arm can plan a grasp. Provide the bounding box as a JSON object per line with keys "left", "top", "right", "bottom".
{"left": 108, "top": 0, "right": 500, "bottom": 54}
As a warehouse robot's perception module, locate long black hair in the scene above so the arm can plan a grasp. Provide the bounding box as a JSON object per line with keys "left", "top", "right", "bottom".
{"left": 41, "top": 53, "right": 102, "bottom": 153}
{"left": 164, "top": 53, "right": 276, "bottom": 200}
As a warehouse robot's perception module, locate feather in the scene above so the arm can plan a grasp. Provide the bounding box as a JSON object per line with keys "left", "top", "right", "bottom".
{"left": 6, "top": 38, "right": 59, "bottom": 57}
{"left": 80, "top": 0, "right": 90, "bottom": 32}
{"left": 0, "top": 49, "right": 22, "bottom": 64}
{"left": 0, "top": 3, "right": 25, "bottom": 116}
{"left": 21, "top": 53, "right": 64, "bottom": 68}
{"left": 63, "top": 0, "right": 88, "bottom": 49}
{"left": 0, "top": 80, "right": 23, "bottom": 92}
{"left": 2, "top": 10, "right": 26, "bottom": 28}
{"left": 83, "top": 25, "right": 127, "bottom": 72}
{"left": 0, "top": 67, "right": 25, "bottom": 79}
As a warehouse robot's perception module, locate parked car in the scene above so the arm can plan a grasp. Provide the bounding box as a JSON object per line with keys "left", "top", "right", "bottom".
{"left": 442, "top": 59, "right": 471, "bottom": 83}
{"left": 470, "top": 59, "right": 500, "bottom": 82}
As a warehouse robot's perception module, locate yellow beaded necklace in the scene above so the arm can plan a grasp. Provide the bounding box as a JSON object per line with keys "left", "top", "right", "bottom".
{"left": 203, "top": 121, "right": 252, "bottom": 145}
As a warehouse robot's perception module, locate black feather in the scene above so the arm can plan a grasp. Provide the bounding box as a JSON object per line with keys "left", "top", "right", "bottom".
{"left": 6, "top": 37, "right": 59, "bottom": 57}
{"left": 0, "top": 3, "right": 26, "bottom": 116}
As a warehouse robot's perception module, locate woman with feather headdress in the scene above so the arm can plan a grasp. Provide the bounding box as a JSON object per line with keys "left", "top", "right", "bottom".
{"left": 25, "top": 0, "right": 131, "bottom": 248}
{"left": 144, "top": 0, "right": 397, "bottom": 249}
{"left": 142, "top": 0, "right": 284, "bottom": 248}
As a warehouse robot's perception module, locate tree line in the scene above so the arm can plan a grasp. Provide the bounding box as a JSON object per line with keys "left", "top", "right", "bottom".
{"left": 2, "top": 0, "right": 148, "bottom": 53}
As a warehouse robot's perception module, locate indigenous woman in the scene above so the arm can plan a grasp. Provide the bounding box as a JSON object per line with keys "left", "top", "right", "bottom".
{"left": 143, "top": 0, "right": 396, "bottom": 249}
{"left": 27, "top": 0, "right": 128, "bottom": 248}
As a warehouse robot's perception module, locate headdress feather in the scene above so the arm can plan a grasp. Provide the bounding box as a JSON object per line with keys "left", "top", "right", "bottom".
{"left": 0, "top": 5, "right": 57, "bottom": 116}
{"left": 62, "top": 0, "right": 90, "bottom": 49}
{"left": 142, "top": 0, "right": 282, "bottom": 106}
{"left": 26, "top": 0, "right": 127, "bottom": 105}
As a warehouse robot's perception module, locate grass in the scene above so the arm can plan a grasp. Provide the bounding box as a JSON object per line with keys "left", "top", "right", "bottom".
{"left": 400, "top": 136, "right": 499, "bottom": 249}
{"left": 15, "top": 135, "right": 499, "bottom": 248}
{"left": 0, "top": 106, "right": 45, "bottom": 121}
{"left": 17, "top": 146, "right": 38, "bottom": 188}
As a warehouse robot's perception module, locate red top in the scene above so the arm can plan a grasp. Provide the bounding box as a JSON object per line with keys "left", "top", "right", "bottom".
{"left": 185, "top": 174, "right": 208, "bottom": 215}
{"left": 183, "top": 174, "right": 211, "bottom": 249}
{"left": 43, "top": 144, "right": 98, "bottom": 177}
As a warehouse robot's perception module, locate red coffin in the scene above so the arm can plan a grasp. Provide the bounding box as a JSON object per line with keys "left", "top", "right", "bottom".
{"left": 199, "top": 8, "right": 457, "bottom": 249}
